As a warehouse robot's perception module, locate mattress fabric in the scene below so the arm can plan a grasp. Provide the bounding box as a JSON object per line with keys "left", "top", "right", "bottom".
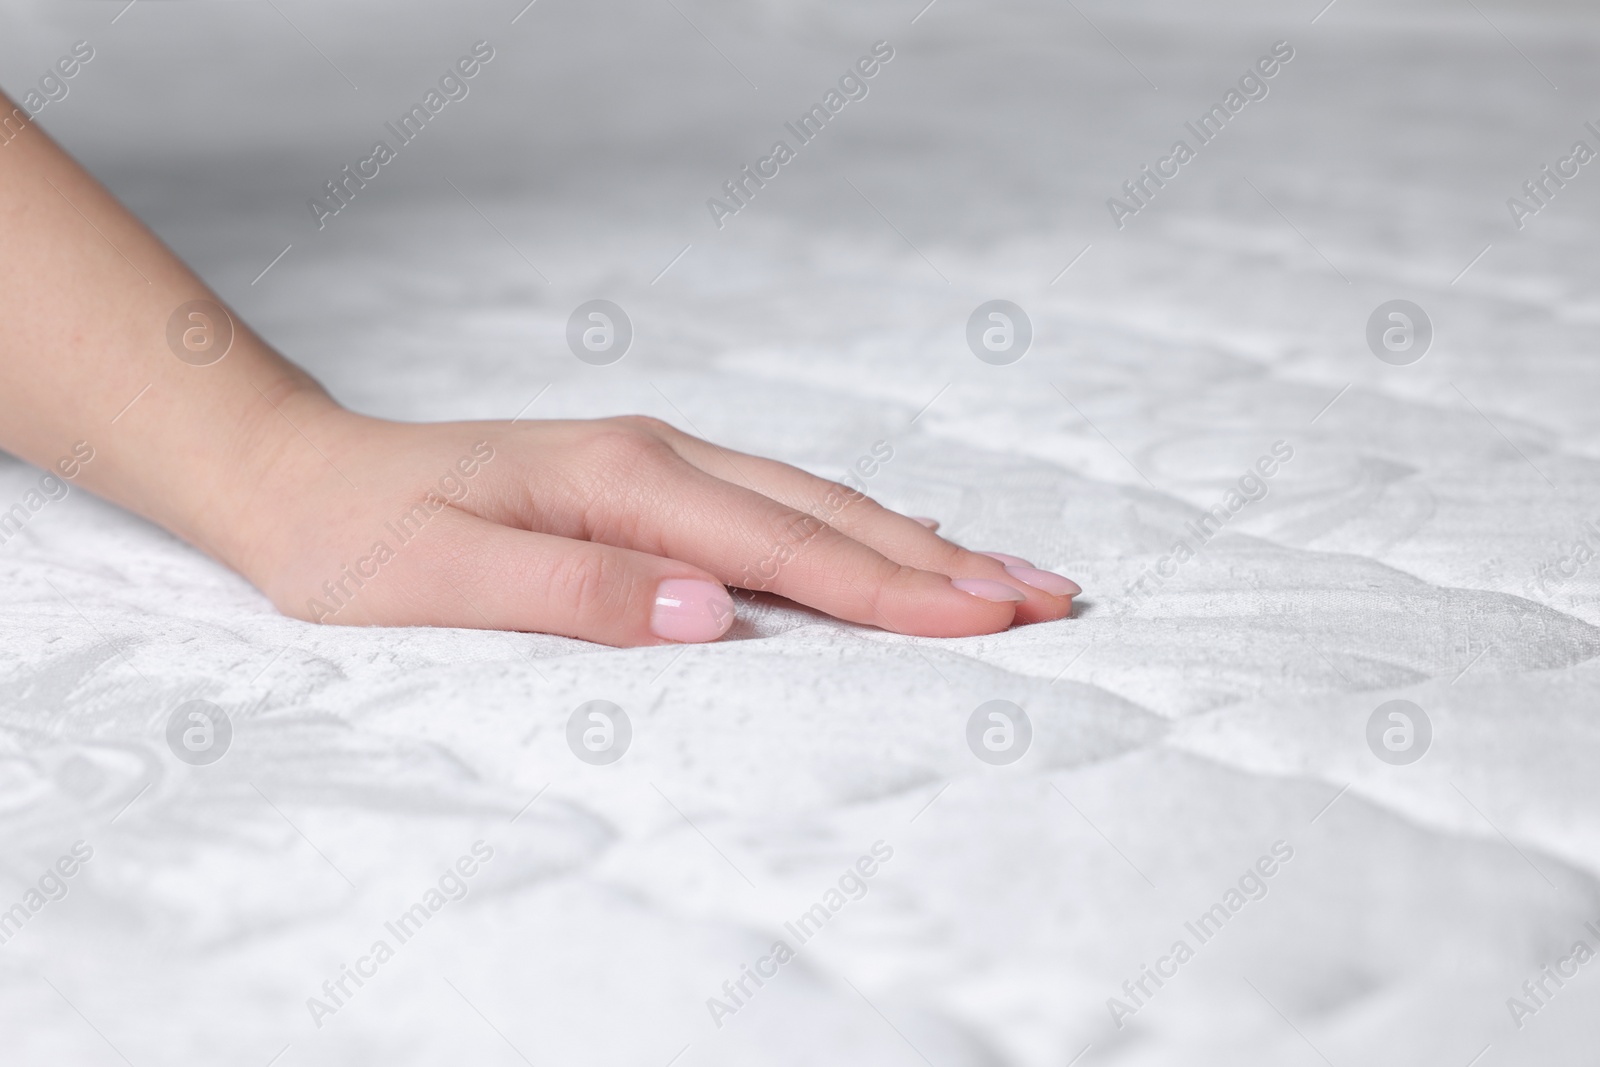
{"left": 3, "top": 2, "right": 1599, "bottom": 1064}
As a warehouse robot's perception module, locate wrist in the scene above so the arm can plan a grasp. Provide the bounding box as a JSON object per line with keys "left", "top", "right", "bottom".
{"left": 172, "top": 357, "right": 355, "bottom": 578}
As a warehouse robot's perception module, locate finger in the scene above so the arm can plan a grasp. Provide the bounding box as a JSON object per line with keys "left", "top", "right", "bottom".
{"left": 581, "top": 449, "right": 1024, "bottom": 638}
{"left": 328, "top": 508, "right": 735, "bottom": 647}
{"left": 653, "top": 432, "right": 1079, "bottom": 623}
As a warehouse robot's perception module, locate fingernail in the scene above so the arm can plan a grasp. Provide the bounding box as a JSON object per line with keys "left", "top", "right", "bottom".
{"left": 980, "top": 551, "right": 1032, "bottom": 567}
{"left": 912, "top": 517, "right": 940, "bottom": 530}
{"left": 950, "top": 578, "right": 1027, "bottom": 603}
{"left": 1004, "top": 565, "right": 1082, "bottom": 597}
{"left": 651, "top": 579, "right": 735, "bottom": 642}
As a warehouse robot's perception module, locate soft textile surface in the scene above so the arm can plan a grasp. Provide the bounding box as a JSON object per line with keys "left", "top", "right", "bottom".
{"left": 4, "top": 1, "right": 1600, "bottom": 1064}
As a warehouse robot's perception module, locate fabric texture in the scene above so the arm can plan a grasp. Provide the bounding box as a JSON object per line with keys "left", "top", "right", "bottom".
{"left": 2, "top": 2, "right": 1597, "bottom": 1063}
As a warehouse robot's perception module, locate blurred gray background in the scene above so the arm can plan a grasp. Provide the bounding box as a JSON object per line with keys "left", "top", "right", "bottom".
{"left": 6, "top": 0, "right": 1599, "bottom": 422}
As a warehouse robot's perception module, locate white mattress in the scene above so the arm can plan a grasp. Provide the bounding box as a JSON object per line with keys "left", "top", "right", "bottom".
{"left": 4, "top": 2, "right": 1599, "bottom": 1064}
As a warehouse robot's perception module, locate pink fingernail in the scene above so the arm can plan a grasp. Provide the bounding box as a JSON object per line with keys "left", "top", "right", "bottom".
{"left": 1004, "top": 565, "right": 1081, "bottom": 597}
{"left": 980, "top": 551, "right": 1032, "bottom": 567}
{"left": 950, "top": 578, "right": 1027, "bottom": 603}
{"left": 651, "top": 579, "right": 735, "bottom": 642}
{"left": 912, "top": 517, "right": 940, "bottom": 530}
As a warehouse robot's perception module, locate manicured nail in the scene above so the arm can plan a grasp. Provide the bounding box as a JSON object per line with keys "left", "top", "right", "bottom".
{"left": 912, "top": 517, "right": 940, "bottom": 530}
{"left": 651, "top": 579, "right": 735, "bottom": 642}
{"left": 950, "top": 578, "right": 1027, "bottom": 603}
{"left": 1004, "top": 565, "right": 1081, "bottom": 597}
{"left": 980, "top": 551, "right": 1031, "bottom": 567}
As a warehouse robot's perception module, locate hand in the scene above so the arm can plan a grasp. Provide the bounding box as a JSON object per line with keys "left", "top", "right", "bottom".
{"left": 230, "top": 396, "right": 1081, "bottom": 647}
{"left": 0, "top": 89, "right": 1078, "bottom": 646}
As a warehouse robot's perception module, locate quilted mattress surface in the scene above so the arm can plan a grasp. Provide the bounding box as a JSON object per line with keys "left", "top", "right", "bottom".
{"left": 3, "top": 1, "right": 1599, "bottom": 1063}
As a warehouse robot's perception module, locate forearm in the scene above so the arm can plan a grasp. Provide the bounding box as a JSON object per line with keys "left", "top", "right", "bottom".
{"left": 0, "top": 89, "right": 335, "bottom": 567}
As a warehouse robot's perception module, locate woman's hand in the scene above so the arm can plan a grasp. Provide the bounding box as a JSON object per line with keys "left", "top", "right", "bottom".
{"left": 0, "top": 88, "right": 1078, "bottom": 645}
{"left": 230, "top": 394, "right": 1080, "bottom": 646}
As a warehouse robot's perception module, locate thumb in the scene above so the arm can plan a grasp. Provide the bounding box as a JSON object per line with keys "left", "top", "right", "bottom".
{"left": 311, "top": 509, "right": 735, "bottom": 647}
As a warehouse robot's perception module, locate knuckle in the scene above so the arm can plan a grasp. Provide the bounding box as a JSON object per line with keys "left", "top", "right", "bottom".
{"left": 813, "top": 479, "right": 885, "bottom": 525}
{"left": 540, "top": 549, "right": 629, "bottom": 619}
{"left": 607, "top": 414, "right": 674, "bottom": 438}
{"left": 853, "top": 557, "right": 915, "bottom": 614}
{"left": 821, "top": 479, "right": 870, "bottom": 508}
{"left": 736, "top": 507, "right": 830, "bottom": 590}
{"left": 579, "top": 425, "right": 676, "bottom": 473}
{"left": 940, "top": 541, "right": 984, "bottom": 572}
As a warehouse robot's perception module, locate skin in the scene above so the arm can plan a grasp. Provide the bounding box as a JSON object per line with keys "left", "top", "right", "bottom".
{"left": 0, "top": 90, "right": 1080, "bottom": 646}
